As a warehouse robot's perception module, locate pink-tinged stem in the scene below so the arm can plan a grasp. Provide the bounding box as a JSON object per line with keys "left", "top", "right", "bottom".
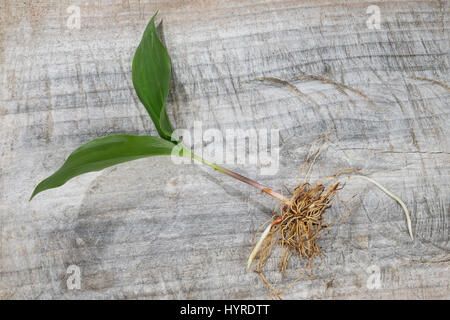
{"left": 215, "top": 166, "right": 287, "bottom": 202}
{"left": 188, "top": 151, "right": 287, "bottom": 202}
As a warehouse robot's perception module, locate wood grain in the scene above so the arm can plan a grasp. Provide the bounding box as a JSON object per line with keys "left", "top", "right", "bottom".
{"left": 0, "top": 0, "right": 448, "bottom": 299}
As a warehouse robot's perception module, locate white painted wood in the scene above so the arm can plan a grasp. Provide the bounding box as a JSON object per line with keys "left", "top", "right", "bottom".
{"left": 0, "top": 0, "right": 448, "bottom": 299}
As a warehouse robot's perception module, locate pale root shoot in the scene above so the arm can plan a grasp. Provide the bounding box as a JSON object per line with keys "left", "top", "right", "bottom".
{"left": 353, "top": 175, "right": 414, "bottom": 240}
{"left": 247, "top": 223, "right": 273, "bottom": 269}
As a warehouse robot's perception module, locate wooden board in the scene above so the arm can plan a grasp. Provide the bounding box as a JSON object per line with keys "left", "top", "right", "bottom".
{"left": 0, "top": 0, "right": 448, "bottom": 299}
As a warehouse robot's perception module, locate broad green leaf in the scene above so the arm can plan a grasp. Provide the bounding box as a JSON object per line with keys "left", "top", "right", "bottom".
{"left": 30, "top": 134, "right": 179, "bottom": 200}
{"left": 132, "top": 13, "right": 174, "bottom": 141}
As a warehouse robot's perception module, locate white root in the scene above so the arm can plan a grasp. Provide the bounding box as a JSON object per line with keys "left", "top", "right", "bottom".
{"left": 247, "top": 223, "right": 272, "bottom": 270}
{"left": 353, "top": 175, "right": 414, "bottom": 241}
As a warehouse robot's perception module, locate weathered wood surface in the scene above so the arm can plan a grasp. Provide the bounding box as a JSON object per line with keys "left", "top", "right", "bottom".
{"left": 0, "top": 0, "right": 449, "bottom": 299}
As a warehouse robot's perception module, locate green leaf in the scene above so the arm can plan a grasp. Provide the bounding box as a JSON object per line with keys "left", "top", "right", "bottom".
{"left": 30, "top": 134, "right": 179, "bottom": 200}
{"left": 132, "top": 13, "right": 174, "bottom": 141}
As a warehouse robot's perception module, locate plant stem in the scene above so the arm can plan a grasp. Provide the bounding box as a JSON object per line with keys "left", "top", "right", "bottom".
{"left": 181, "top": 144, "right": 287, "bottom": 202}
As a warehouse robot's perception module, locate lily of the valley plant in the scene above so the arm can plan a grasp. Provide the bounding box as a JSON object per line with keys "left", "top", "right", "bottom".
{"left": 30, "top": 14, "right": 285, "bottom": 204}
{"left": 31, "top": 14, "right": 413, "bottom": 276}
